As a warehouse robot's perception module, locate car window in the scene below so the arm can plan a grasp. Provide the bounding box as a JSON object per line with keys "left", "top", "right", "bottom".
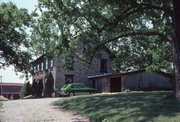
{"left": 70, "top": 84, "right": 86, "bottom": 88}
{"left": 80, "top": 84, "right": 85, "bottom": 88}
{"left": 62, "top": 84, "right": 68, "bottom": 88}
{"left": 74, "top": 85, "right": 79, "bottom": 88}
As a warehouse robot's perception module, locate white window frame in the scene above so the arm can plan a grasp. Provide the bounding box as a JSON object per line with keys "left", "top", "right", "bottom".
{"left": 37, "top": 64, "right": 39, "bottom": 71}
{"left": 34, "top": 66, "right": 36, "bottom": 72}
{"left": 46, "top": 60, "right": 48, "bottom": 69}
{"left": 50, "top": 60, "right": 53, "bottom": 67}
{"left": 41, "top": 62, "right": 43, "bottom": 71}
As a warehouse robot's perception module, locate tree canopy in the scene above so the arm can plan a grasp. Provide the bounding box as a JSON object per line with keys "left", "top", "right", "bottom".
{"left": 0, "top": 2, "right": 32, "bottom": 72}
{"left": 30, "top": 0, "right": 173, "bottom": 72}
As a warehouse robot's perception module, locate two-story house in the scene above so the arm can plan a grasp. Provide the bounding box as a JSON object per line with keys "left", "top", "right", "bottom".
{"left": 31, "top": 43, "right": 114, "bottom": 96}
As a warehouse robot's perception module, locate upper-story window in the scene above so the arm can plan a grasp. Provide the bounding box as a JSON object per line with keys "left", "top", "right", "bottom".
{"left": 39, "top": 63, "right": 41, "bottom": 71}
{"left": 41, "top": 62, "right": 43, "bottom": 71}
{"left": 34, "top": 66, "right": 36, "bottom": 72}
{"left": 82, "top": 43, "right": 88, "bottom": 53}
{"left": 37, "top": 64, "right": 39, "bottom": 71}
{"left": 100, "top": 59, "right": 107, "bottom": 73}
{"left": 50, "top": 59, "right": 53, "bottom": 67}
{"left": 46, "top": 60, "right": 48, "bottom": 69}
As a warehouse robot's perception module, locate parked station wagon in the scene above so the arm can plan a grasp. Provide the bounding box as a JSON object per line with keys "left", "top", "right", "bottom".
{"left": 59, "top": 83, "right": 96, "bottom": 96}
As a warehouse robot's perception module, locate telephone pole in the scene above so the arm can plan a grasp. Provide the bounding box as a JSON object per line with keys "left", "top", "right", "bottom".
{"left": 0, "top": 76, "right": 2, "bottom": 96}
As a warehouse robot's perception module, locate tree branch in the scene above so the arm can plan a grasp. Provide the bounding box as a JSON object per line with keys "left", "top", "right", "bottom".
{"left": 100, "top": 3, "right": 173, "bottom": 32}
{"left": 86, "top": 31, "right": 169, "bottom": 64}
{"left": 92, "top": 31, "right": 171, "bottom": 60}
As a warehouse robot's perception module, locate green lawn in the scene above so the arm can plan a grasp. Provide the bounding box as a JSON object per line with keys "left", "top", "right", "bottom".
{"left": 0, "top": 102, "right": 2, "bottom": 108}
{"left": 54, "top": 91, "right": 180, "bottom": 122}
{"left": 0, "top": 101, "right": 3, "bottom": 121}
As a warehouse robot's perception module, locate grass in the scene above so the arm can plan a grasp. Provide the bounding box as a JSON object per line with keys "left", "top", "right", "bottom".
{"left": 0, "top": 101, "right": 3, "bottom": 121}
{"left": 54, "top": 91, "right": 180, "bottom": 122}
{"left": 0, "top": 102, "right": 2, "bottom": 108}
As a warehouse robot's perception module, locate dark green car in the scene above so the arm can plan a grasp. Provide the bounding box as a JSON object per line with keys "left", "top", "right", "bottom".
{"left": 59, "top": 83, "right": 96, "bottom": 96}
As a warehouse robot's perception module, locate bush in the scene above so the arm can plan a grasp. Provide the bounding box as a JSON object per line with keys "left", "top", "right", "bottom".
{"left": 37, "top": 80, "right": 43, "bottom": 98}
{"left": 44, "top": 72, "right": 54, "bottom": 97}
{"left": 31, "top": 79, "right": 38, "bottom": 96}
{"left": 20, "top": 82, "right": 32, "bottom": 98}
{"left": 0, "top": 102, "right": 3, "bottom": 107}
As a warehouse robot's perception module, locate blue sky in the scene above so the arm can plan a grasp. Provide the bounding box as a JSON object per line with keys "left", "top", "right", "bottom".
{"left": 0, "top": 0, "right": 38, "bottom": 12}
{"left": 0, "top": 0, "right": 38, "bottom": 83}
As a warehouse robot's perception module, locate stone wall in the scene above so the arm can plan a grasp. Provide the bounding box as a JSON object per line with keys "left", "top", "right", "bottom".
{"left": 54, "top": 49, "right": 112, "bottom": 89}
{"left": 32, "top": 42, "right": 113, "bottom": 92}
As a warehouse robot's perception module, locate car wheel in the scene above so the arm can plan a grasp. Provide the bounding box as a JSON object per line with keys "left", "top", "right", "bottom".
{"left": 69, "top": 92, "right": 74, "bottom": 96}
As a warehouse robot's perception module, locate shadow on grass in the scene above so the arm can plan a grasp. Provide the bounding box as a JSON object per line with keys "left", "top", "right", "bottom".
{"left": 0, "top": 102, "right": 2, "bottom": 108}
{"left": 54, "top": 91, "right": 180, "bottom": 122}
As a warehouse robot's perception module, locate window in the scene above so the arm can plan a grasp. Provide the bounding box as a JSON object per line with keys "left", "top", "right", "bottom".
{"left": 39, "top": 63, "right": 41, "bottom": 71}
{"left": 41, "top": 62, "right": 43, "bottom": 71}
{"left": 50, "top": 59, "right": 53, "bottom": 67}
{"left": 100, "top": 59, "right": 107, "bottom": 73}
{"left": 83, "top": 43, "right": 88, "bottom": 53}
{"left": 65, "top": 75, "right": 74, "bottom": 84}
{"left": 37, "top": 64, "right": 39, "bottom": 71}
{"left": 34, "top": 66, "right": 36, "bottom": 72}
{"left": 46, "top": 60, "right": 48, "bottom": 69}
{"left": 43, "top": 61, "right": 46, "bottom": 70}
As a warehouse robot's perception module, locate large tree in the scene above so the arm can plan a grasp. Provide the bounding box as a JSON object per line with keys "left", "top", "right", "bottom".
{"left": 31, "top": 0, "right": 180, "bottom": 97}
{"left": 31, "top": 0, "right": 172, "bottom": 66}
{"left": 0, "top": 2, "right": 32, "bottom": 72}
{"left": 173, "top": 0, "right": 180, "bottom": 98}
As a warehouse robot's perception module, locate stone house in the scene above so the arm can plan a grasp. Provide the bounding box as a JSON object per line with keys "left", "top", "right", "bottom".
{"left": 31, "top": 43, "right": 114, "bottom": 96}
{"left": 88, "top": 70, "right": 173, "bottom": 93}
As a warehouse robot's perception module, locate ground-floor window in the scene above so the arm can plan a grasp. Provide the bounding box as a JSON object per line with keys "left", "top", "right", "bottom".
{"left": 65, "top": 74, "right": 74, "bottom": 84}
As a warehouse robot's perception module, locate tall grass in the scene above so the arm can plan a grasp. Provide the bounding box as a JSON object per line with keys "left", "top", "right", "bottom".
{"left": 54, "top": 91, "right": 180, "bottom": 122}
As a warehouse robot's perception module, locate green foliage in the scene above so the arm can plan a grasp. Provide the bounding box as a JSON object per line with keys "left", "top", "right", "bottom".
{"left": 44, "top": 72, "right": 54, "bottom": 97}
{"left": 0, "top": 102, "right": 2, "bottom": 108}
{"left": 0, "top": 2, "right": 32, "bottom": 72}
{"left": 19, "top": 82, "right": 32, "bottom": 98}
{"left": 36, "top": 80, "right": 43, "bottom": 97}
{"left": 31, "top": 79, "right": 38, "bottom": 96}
{"left": 25, "top": 82, "right": 32, "bottom": 96}
{"left": 30, "top": 0, "right": 173, "bottom": 72}
{"left": 54, "top": 91, "right": 180, "bottom": 122}
{"left": 112, "top": 36, "right": 172, "bottom": 72}
{"left": 31, "top": 79, "right": 44, "bottom": 98}
{"left": 0, "top": 101, "right": 2, "bottom": 121}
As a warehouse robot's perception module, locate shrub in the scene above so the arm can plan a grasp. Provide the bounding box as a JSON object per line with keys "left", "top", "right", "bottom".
{"left": 37, "top": 80, "right": 43, "bottom": 98}
{"left": 31, "top": 79, "right": 38, "bottom": 96}
{"left": 44, "top": 72, "right": 54, "bottom": 97}
{"left": 20, "top": 82, "right": 32, "bottom": 98}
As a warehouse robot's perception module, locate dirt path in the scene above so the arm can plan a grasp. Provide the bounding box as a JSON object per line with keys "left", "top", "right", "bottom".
{"left": 0, "top": 98, "right": 89, "bottom": 122}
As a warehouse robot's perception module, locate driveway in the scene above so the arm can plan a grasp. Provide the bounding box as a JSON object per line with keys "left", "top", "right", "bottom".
{"left": 0, "top": 98, "right": 89, "bottom": 122}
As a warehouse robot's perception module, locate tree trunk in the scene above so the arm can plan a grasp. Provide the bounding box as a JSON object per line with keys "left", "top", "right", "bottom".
{"left": 173, "top": 0, "right": 180, "bottom": 98}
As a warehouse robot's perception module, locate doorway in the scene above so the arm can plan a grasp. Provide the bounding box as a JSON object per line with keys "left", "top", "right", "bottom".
{"left": 110, "top": 77, "right": 121, "bottom": 92}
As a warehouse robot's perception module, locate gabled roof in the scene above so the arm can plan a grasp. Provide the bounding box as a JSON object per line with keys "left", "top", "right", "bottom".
{"left": 101, "top": 46, "right": 116, "bottom": 59}
{"left": 31, "top": 54, "right": 46, "bottom": 65}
